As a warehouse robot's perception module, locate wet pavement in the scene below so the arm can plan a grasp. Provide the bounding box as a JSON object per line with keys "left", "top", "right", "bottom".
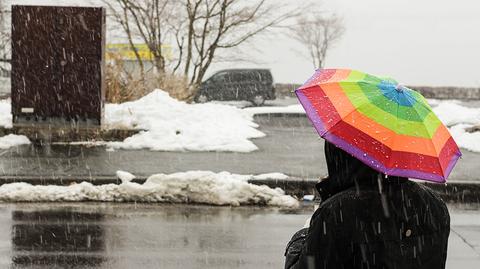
{"left": 0, "top": 203, "right": 310, "bottom": 269}
{"left": 0, "top": 202, "right": 477, "bottom": 268}
{"left": 1, "top": 114, "right": 479, "bottom": 182}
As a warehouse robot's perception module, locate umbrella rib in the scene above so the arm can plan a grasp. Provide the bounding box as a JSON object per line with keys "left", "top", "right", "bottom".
{"left": 386, "top": 101, "right": 400, "bottom": 175}
{"left": 391, "top": 99, "right": 445, "bottom": 179}
{"left": 405, "top": 93, "right": 446, "bottom": 177}
{"left": 342, "top": 88, "right": 445, "bottom": 179}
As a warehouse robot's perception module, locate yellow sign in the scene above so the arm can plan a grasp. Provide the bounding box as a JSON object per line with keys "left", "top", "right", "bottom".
{"left": 106, "top": 43, "right": 172, "bottom": 61}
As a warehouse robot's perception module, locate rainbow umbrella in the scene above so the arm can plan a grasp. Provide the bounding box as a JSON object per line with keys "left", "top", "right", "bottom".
{"left": 295, "top": 69, "right": 461, "bottom": 183}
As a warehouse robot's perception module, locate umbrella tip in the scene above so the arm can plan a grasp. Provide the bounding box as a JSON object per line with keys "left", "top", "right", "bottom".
{"left": 395, "top": 84, "right": 406, "bottom": 92}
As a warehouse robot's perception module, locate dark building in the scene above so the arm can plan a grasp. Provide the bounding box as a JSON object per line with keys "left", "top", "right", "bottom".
{"left": 11, "top": 5, "right": 105, "bottom": 126}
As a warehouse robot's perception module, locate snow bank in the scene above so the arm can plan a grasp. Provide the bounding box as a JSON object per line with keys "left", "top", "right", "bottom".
{"left": 252, "top": 172, "right": 289, "bottom": 180}
{"left": 105, "top": 90, "right": 265, "bottom": 152}
{"left": 432, "top": 101, "right": 480, "bottom": 127}
{"left": 0, "top": 171, "right": 298, "bottom": 207}
{"left": 0, "top": 134, "right": 31, "bottom": 149}
{"left": 0, "top": 99, "right": 11, "bottom": 129}
{"left": 429, "top": 100, "right": 480, "bottom": 152}
{"left": 116, "top": 170, "right": 136, "bottom": 183}
{"left": 0, "top": 99, "right": 31, "bottom": 149}
{"left": 448, "top": 124, "right": 480, "bottom": 153}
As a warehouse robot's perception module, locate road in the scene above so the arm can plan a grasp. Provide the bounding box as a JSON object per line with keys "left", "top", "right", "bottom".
{"left": 0, "top": 202, "right": 478, "bottom": 269}
{"left": 0, "top": 114, "right": 479, "bottom": 181}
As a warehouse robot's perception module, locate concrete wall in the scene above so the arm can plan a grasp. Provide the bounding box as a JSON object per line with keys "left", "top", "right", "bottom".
{"left": 275, "top": 83, "right": 480, "bottom": 100}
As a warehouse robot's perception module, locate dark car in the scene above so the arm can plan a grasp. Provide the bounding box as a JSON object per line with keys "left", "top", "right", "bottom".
{"left": 195, "top": 69, "right": 275, "bottom": 106}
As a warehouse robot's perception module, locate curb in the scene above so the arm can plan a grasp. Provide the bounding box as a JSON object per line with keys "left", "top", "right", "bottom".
{"left": 0, "top": 176, "right": 479, "bottom": 203}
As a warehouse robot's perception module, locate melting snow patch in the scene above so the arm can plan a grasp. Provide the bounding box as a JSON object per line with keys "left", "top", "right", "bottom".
{"left": 430, "top": 100, "right": 480, "bottom": 153}
{"left": 432, "top": 101, "right": 480, "bottom": 127}
{"left": 116, "top": 170, "right": 136, "bottom": 183}
{"left": 105, "top": 90, "right": 265, "bottom": 152}
{"left": 0, "top": 134, "right": 30, "bottom": 149}
{"left": 0, "top": 99, "right": 12, "bottom": 129}
{"left": 0, "top": 171, "right": 298, "bottom": 208}
{"left": 449, "top": 124, "right": 480, "bottom": 153}
{"left": 252, "top": 172, "right": 289, "bottom": 180}
{"left": 0, "top": 99, "right": 30, "bottom": 149}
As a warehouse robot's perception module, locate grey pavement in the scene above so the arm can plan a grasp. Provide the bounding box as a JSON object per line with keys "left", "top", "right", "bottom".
{"left": 0, "top": 202, "right": 477, "bottom": 268}
{"left": 0, "top": 114, "right": 479, "bottom": 182}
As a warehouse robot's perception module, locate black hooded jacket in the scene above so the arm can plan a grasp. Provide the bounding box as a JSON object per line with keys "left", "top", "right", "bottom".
{"left": 285, "top": 141, "right": 450, "bottom": 269}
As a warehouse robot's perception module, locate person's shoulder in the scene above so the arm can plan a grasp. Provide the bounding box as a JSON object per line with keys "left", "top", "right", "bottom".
{"left": 403, "top": 180, "right": 447, "bottom": 203}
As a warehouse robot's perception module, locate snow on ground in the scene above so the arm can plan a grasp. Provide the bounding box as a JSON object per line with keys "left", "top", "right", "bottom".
{"left": 0, "top": 171, "right": 298, "bottom": 207}
{"left": 251, "top": 172, "right": 289, "bottom": 180}
{"left": 116, "top": 170, "right": 136, "bottom": 183}
{"left": 0, "top": 134, "right": 30, "bottom": 149}
{"left": 448, "top": 124, "right": 480, "bottom": 153}
{"left": 430, "top": 101, "right": 480, "bottom": 153}
{"left": 432, "top": 100, "right": 480, "bottom": 127}
{"left": 105, "top": 90, "right": 265, "bottom": 152}
{"left": 0, "top": 99, "right": 31, "bottom": 149}
{"left": 0, "top": 99, "right": 12, "bottom": 129}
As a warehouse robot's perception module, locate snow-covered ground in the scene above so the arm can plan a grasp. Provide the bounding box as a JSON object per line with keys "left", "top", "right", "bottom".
{"left": 0, "top": 99, "right": 12, "bottom": 129}
{"left": 0, "top": 99, "right": 30, "bottom": 149}
{"left": 430, "top": 101, "right": 480, "bottom": 153}
{"left": 104, "top": 90, "right": 265, "bottom": 152}
{"left": 0, "top": 134, "right": 30, "bottom": 149}
{"left": 432, "top": 100, "right": 480, "bottom": 126}
{"left": 0, "top": 171, "right": 298, "bottom": 207}
{"left": 448, "top": 124, "right": 480, "bottom": 153}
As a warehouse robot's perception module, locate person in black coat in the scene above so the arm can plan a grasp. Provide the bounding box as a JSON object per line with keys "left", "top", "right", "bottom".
{"left": 285, "top": 141, "right": 450, "bottom": 269}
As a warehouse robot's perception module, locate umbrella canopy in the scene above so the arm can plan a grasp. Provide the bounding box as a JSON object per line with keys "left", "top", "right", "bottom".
{"left": 295, "top": 69, "right": 461, "bottom": 183}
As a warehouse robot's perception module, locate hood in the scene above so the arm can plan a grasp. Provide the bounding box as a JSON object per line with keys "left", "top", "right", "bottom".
{"left": 316, "top": 141, "right": 406, "bottom": 201}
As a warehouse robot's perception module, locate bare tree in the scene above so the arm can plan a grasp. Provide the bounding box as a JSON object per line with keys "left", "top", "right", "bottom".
{"left": 291, "top": 15, "right": 345, "bottom": 69}
{"left": 180, "top": 0, "right": 299, "bottom": 86}
{"left": 0, "top": 2, "right": 10, "bottom": 76}
{"left": 105, "top": 0, "right": 301, "bottom": 90}
{"left": 103, "top": 0, "right": 177, "bottom": 76}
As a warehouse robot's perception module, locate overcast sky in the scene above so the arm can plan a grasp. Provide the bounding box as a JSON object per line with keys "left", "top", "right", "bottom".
{"left": 9, "top": 0, "right": 480, "bottom": 87}
{"left": 233, "top": 0, "right": 480, "bottom": 87}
